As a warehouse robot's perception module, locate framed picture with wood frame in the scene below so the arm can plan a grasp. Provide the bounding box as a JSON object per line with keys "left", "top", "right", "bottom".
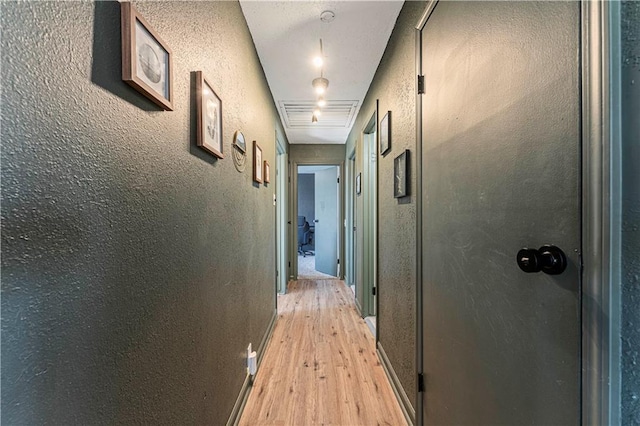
{"left": 121, "top": 2, "right": 173, "bottom": 110}
{"left": 195, "top": 71, "right": 224, "bottom": 159}
{"left": 264, "top": 161, "right": 271, "bottom": 184}
{"left": 379, "top": 111, "right": 391, "bottom": 156}
{"left": 253, "top": 141, "right": 263, "bottom": 183}
{"left": 394, "top": 149, "right": 410, "bottom": 198}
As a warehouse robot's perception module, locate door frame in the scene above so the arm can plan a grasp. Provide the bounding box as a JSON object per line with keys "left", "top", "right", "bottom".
{"left": 362, "top": 110, "right": 378, "bottom": 319}
{"left": 290, "top": 160, "right": 345, "bottom": 280}
{"left": 581, "top": 1, "right": 622, "bottom": 424}
{"left": 275, "top": 131, "right": 288, "bottom": 294}
{"left": 414, "top": 1, "right": 622, "bottom": 424}
{"left": 345, "top": 148, "right": 357, "bottom": 289}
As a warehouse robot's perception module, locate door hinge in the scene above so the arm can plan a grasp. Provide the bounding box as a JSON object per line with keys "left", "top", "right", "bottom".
{"left": 417, "top": 75, "right": 425, "bottom": 94}
{"left": 337, "top": 177, "right": 340, "bottom": 184}
{"left": 288, "top": 261, "right": 291, "bottom": 268}
{"left": 337, "top": 259, "right": 340, "bottom": 265}
{"left": 418, "top": 373, "right": 425, "bottom": 392}
{"left": 372, "top": 286, "right": 376, "bottom": 296}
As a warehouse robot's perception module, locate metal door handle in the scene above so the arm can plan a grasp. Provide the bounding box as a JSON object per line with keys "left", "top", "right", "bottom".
{"left": 516, "top": 245, "right": 567, "bottom": 275}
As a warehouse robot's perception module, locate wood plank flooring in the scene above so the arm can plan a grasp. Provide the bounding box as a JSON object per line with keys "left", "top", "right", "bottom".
{"left": 239, "top": 279, "right": 407, "bottom": 426}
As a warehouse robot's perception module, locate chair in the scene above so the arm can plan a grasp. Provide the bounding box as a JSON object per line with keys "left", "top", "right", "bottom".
{"left": 297, "top": 216, "right": 314, "bottom": 256}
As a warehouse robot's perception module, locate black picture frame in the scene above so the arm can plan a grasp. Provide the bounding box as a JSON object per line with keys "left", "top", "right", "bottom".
{"left": 379, "top": 111, "right": 391, "bottom": 156}
{"left": 394, "top": 149, "right": 409, "bottom": 198}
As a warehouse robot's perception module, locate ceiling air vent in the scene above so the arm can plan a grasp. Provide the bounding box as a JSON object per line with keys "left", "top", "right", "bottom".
{"left": 279, "top": 100, "right": 359, "bottom": 129}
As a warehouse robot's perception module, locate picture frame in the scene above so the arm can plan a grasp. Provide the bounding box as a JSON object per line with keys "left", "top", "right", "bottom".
{"left": 253, "top": 141, "right": 263, "bottom": 183}
{"left": 356, "top": 173, "right": 362, "bottom": 195}
{"left": 379, "top": 111, "right": 391, "bottom": 156}
{"left": 233, "top": 130, "right": 246, "bottom": 153}
{"left": 394, "top": 149, "right": 410, "bottom": 198}
{"left": 195, "top": 71, "right": 224, "bottom": 159}
{"left": 121, "top": 2, "right": 173, "bottom": 111}
{"left": 264, "top": 161, "right": 271, "bottom": 184}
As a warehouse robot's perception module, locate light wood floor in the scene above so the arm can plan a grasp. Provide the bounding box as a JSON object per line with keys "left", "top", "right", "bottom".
{"left": 239, "top": 279, "right": 407, "bottom": 426}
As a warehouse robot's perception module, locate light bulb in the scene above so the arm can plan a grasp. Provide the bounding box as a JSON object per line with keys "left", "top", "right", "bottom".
{"left": 312, "top": 77, "right": 329, "bottom": 95}
{"left": 313, "top": 56, "right": 323, "bottom": 68}
{"left": 317, "top": 97, "right": 326, "bottom": 107}
{"left": 313, "top": 108, "right": 321, "bottom": 117}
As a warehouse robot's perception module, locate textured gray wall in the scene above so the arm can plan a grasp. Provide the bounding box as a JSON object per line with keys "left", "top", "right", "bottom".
{"left": 290, "top": 144, "right": 346, "bottom": 164}
{"left": 1, "top": 1, "right": 283, "bottom": 424}
{"left": 621, "top": 1, "right": 640, "bottom": 423}
{"left": 298, "top": 174, "right": 315, "bottom": 223}
{"left": 345, "top": 1, "right": 426, "bottom": 410}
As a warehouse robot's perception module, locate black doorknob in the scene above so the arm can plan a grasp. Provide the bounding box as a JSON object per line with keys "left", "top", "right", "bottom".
{"left": 516, "top": 245, "right": 567, "bottom": 275}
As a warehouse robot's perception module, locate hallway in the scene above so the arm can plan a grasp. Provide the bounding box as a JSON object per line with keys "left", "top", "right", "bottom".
{"left": 239, "top": 279, "right": 406, "bottom": 425}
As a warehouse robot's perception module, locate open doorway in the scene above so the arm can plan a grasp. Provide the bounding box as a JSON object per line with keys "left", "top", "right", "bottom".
{"left": 351, "top": 110, "right": 377, "bottom": 336}
{"left": 275, "top": 133, "right": 288, "bottom": 294}
{"left": 297, "top": 165, "right": 340, "bottom": 279}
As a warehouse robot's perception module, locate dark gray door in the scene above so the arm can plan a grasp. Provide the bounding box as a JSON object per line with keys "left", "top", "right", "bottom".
{"left": 420, "top": 1, "right": 581, "bottom": 424}
{"left": 315, "top": 167, "right": 338, "bottom": 276}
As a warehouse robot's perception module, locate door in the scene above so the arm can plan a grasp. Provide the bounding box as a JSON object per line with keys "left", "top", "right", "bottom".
{"left": 419, "top": 1, "right": 580, "bottom": 424}
{"left": 346, "top": 151, "right": 356, "bottom": 289}
{"left": 314, "top": 167, "right": 338, "bottom": 276}
{"left": 363, "top": 130, "right": 377, "bottom": 316}
{"left": 275, "top": 149, "right": 288, "bottom": 294}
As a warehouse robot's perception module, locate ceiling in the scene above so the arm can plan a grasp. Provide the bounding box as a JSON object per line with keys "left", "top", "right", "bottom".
{"left": 239, "top": 1, "right": 404, "bottom": 145}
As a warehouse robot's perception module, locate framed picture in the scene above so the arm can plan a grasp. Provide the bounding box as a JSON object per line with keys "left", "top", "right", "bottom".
{"left": 253, "top": 141, "right": 263, "bottom": 183}
{"left": 121, "top": 2, "right": 173, "bottom": 110}
{"left": 264, "top": 161, "right": 271, "bottom": 184}
{"left": 233, "top": 130, "right": 246, "bottom": 153}
{"left": 379, "top": 111, "right": 391, "bottom": 156}
{"left": 394, "top": 149, "right": 410, "bottom": 198}
{"left": 195, "top": 71, "right": 224, "bottom": 159}
{"left": 356, "top": 173, "right": 362, "bottom": 195}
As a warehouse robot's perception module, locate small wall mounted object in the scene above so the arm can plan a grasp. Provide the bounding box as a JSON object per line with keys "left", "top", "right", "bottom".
{"left": 233, "top": 130, "right": 246, "bottom": 153}
{"left": 264, "top": 161, "right": 271, "bottom": 184}
{"left": 232, "top": 130, "right": 247, "bottom": 172}
{"left": 253, "top": 141, "right": 263, "bottom": 183}
{"left": 380, "top": 111, "right": 391, "bottom": 156}
{"left": 394, "top": 149, "right": 409, "bottom": 198}
{"left": 121, "top": 2, "right": 173, "bottom": 110}
{"left": 195, "top": 71, "right": 224, "bottom": 158}
{"left": 356, "top": 173, "right": 362, "bottom": 195}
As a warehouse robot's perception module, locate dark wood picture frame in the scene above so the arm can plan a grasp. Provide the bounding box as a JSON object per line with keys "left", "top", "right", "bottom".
{"left": 356, "top": 172, "right": 362, "bottom": 195}
{"left": 121, "top": 2, "right": 174, "bottom": 111}
{"left": 195, "top": 71, "right": 224, "bottom": 159}
{"left": 394, "top": 149, "right": 410, "bottom": 198}
{"left": 264, "top": 161, "right": 271, "bottom": 184}
{"left": 379, "top": 111, "right": 391, "bottom": 156}
{"left": 253, "top": 141, "right": 263, "bottom": 183}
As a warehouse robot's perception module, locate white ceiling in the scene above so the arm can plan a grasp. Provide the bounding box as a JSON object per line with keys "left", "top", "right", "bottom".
{"left": 239, "top": 1, "right": 404, "bottom": 145}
